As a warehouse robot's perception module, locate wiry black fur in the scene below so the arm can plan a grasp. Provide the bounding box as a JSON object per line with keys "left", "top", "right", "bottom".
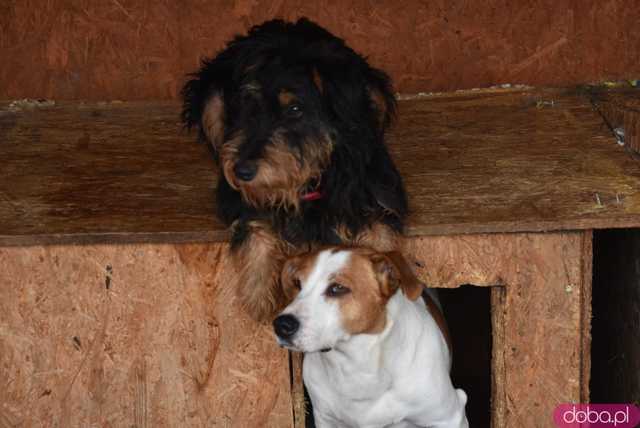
{"left": 182, "top": 18, "right": 408, "bottom": 249}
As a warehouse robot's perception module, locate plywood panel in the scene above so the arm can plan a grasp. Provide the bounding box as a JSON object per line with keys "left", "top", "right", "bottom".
{"left": 1, "top": 1, "right": 639, "bottom": 99}
{"left": 0, "top": 243, "right": 292, "bottom": 427}
{"left": 2, "top": 89, "right": 639, "bottom": 246}
{"left": 405, "top": 232, "right": 591, "bottom": 426}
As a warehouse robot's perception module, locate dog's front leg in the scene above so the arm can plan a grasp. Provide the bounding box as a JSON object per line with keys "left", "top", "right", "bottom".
{"left": 231, "top": 220, "right": 289, "bottom": 322}
{"left": 341, "top": 222, "right": 401, "bottom": 252}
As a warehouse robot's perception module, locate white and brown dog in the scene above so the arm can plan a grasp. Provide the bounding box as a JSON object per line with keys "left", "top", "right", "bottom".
{"left": 273, "top": 247, "right": 469, "bottom": 428}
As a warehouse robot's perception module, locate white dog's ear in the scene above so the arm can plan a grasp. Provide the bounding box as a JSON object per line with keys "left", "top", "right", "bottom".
{"left": 371, "top": 251, "right": 423, "bottom": 301}
{"left": 280, "top": 256, "right": 303, "bottom": 301}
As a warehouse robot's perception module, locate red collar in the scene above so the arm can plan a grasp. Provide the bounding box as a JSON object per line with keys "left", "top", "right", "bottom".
{"left": 301, "top": 190, "right": 323, "bottom": 202}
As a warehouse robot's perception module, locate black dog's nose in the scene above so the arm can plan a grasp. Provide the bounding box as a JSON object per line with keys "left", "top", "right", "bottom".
{"left": 234, "top": 161, "right": 257, "bottom": 181}
{"left": 273, "top": 314, "right": 299, "bottom": 339}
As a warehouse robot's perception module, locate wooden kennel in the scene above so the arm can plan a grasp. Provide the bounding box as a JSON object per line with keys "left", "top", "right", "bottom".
{"left": 1, "top": 86, "right": 639, "bottom": 427}
{"left": 4, "top": 1, "right": 640, "bottom": 425}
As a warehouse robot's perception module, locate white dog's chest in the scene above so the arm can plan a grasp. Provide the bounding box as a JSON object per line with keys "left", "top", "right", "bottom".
{"left": 300, "top": 293, "right": 468, "bottom": 428}
{"left": 306, "top": 378, "right": 420, "bottom": 427}
{"left": 304, "top": 352, "right": 429, "bottom": 428}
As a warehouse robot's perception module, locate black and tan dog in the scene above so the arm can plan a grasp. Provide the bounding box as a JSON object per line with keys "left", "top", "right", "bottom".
{"left": 182, "top": 18, "right": 408, "bottom": 322}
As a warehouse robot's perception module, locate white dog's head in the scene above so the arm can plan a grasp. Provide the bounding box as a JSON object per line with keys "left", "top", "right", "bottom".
{"left": 273, "top": 247, "right": 423, "bottom": 353}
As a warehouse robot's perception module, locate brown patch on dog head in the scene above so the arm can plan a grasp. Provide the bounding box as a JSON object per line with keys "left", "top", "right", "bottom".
{"left": 368, "top": 87, "right": 391, "bottom": 130}
{"left": 278, "top": 89, "right": 297, "bottom": 107}
{"left": 231, "top": 130, "right": 334, "bottom": 210}
{"left": 280, "top": 254, "right": 314, "bottom": 301}
{"left": 332, "top": 249, "right": 389, "bottom": 335}
{"left": 219, "top": 132, "right": 244, "bottom": 190}
{"left": 311, "top": 68, "right": 323, "bottom": 93}
{"left": 202, "top": 94, "right": 225, "bottom": 150}
{"left": 370, "top": 251, "right": 423, "bottom": 301}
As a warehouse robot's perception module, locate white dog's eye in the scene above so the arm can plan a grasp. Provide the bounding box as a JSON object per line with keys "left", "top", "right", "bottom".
{"left": 326, "top": 282, "right": 350, "bottom": 297}
{"left": 293, "top": 279, "right": 302, "bottom": 290}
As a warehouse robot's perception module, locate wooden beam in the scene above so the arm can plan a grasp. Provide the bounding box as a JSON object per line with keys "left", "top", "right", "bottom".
{"left": 2, "top": 88, "right": 640, "bottom": 246}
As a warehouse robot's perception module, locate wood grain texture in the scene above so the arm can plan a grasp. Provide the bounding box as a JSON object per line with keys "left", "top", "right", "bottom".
{"left": 2, "top": 88, "right": 639, "bottom": 246}
{"left": 0, "top": 1, "right": 639, "bottom": 99}
{"left": 490, "top": 288, "right": 506, "bottom": 428}
{"left": 0, "top": 101, "right": 224, "bottom": 245}
{"left": 580, "top": 231, "right": 593, "bottom": 403}
{"left": 405, "top": 232, "right": 590, "bottom": 426}
{"left": 290, "top": 353, "right": 306, "bottom": 428}
{"left": 591, "top": 87, "right": 640, "bottom": 153}
{"left": 0, "top": 243, "right": 292, "bottom": 427}
{"left": 496, "top": 232, "right": 589, "bottom": 426}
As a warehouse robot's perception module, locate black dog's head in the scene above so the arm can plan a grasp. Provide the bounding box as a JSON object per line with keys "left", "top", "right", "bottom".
{"left": 182, "top": 18, "right": 397, "bottom": 212}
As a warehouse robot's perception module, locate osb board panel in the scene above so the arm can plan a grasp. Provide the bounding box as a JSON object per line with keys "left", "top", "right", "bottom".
{"left": 591, "top": 229, "right": 640, "bottom": 403}
{"left": 1, "top": 1, "right": 639, "bottom": 99}
{"left": 406, "top": 232, "right": 590, "bottom": 425}
{"left": 0, "top": 244, "right": 292, "bottom": 427}
{"left": 2, "top": 88, "right": 639, "bottom": 246}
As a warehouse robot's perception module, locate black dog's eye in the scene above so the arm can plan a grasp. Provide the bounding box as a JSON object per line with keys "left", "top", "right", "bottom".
{"left": 285, "top": 104, "right": 303, "bottom": 118}
{"left": 326, "top": 282, "right": 350, "bottom": 297}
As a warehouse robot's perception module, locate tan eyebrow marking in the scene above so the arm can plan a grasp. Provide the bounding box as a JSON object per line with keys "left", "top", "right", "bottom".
{"left": 278, "top": 89, "right": 297, "bottom": 106}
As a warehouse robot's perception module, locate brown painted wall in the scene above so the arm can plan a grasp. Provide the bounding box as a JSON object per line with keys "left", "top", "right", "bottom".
{"left": 1, "top": 0, "right": 639, "bottom": 100}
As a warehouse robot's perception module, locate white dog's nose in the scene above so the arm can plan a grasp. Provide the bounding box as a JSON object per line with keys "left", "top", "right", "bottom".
{"left": 273, "top": 314, "right": 300, "bottom": 339}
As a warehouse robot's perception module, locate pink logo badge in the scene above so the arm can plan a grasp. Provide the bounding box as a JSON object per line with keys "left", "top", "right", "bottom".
{"left": 554, "top": 404, "right": 640, "bottom": 427}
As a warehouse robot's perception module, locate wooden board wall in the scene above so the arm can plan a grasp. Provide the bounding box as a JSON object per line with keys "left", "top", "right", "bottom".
{"left": 405, "top": 232, "right": 592, "bottom": 427}
{"left": 0, "top": 232, "right": 591, "bottom": 427}
{"left": 1, "top": 1, "right": 639, "bottom": 100}
{"left": 0, "top": 244, "right": 292, "bottom": 427}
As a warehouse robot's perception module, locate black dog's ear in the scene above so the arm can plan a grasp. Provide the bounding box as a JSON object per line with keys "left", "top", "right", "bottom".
{"left": 366, "top": 68, "right": 397, "bottom": 132}
{"left": 318, "top": 60, "right": 397, "bottom": 137}
{"left": 181, "top": 20, "right": 289, "bottom": 152}
{"left": 181, "top": 57, "right": 229, "bottom": 154}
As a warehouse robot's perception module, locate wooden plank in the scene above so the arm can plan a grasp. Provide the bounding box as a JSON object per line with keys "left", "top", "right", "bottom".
{"left": 290, "top": 353, "right": 307, "bottom": 428}
{"left": 490, "top": 287, "right": 506, "bottom": 428}
{"left": 405, "top": 232, "right": 590, "bottom": 426}
{"left": 0, "top": 243, "right": 293, "bottom": 427}
{"left": 0, "top": 101, "right": 226, "bottom": 246}
{"left": 590, "top": 87, "right": 640, "bottom": 153}
{"left": 2, "top": 88, "right": 639, "bottom": 246}
{"left": 497, "top": 232, "right": 589, "bottom": 426}
{"left": 580, "top": 231, "right": 593, "bottom": 403}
